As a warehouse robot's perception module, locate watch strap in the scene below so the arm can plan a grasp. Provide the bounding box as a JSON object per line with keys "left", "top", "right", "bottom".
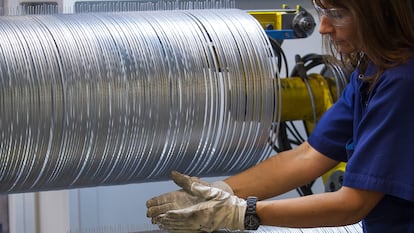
{"left": 245, "top": 196, "right": 260, "bottom": 230}
{"left": 246, "top": 196, "right": 257, "bottom": 214}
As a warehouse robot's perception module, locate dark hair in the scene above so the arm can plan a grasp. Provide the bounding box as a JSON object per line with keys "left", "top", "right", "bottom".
{"left": 314, "top": 0, "right": 414, "bottom": 84}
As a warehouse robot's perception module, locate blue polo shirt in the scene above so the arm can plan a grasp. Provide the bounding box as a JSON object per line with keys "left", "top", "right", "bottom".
{"left": 308, "top": 56, "right": 414, "bottom": 232}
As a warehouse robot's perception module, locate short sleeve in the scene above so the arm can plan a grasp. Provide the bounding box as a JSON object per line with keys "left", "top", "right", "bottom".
{"left": 307, "top": 72, "right": 356, "bottom": 162}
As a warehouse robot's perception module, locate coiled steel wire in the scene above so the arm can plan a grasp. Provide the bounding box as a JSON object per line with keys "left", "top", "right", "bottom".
{"left": 0, "top": 9, "right": 280, "bottom": 193}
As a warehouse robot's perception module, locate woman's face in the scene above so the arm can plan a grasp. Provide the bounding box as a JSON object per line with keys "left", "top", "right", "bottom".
{"left": 315, "top": 1, "right": 358, "bottom": 54}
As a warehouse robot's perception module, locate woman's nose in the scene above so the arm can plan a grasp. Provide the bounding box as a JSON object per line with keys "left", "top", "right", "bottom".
{"left": 318, "top": 15, "right": 334, "bottom": 35}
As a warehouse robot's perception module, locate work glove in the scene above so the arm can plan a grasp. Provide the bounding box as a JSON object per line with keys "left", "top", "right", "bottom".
{"left": 146, "top": 171, "right": 233, "bottom": 220}
{"left": 153, "top": 176, "right": 246, "bottom": 233}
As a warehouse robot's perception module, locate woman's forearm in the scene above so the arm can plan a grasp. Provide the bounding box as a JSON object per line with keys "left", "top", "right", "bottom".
{"left": 224, "top": 142, "right": 338, "bottom": 199}
{"left": 256, "top": 186, "right": 384, "bottom": 228}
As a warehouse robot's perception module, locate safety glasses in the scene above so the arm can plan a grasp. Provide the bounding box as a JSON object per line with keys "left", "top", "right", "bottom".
{"left": 313, "top": 0, "right": 352, "bottom": 26}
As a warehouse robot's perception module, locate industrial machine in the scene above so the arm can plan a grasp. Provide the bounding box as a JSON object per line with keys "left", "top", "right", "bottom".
{"left": 249, "top": 4, "right": 348, "bottom": 195}
{"left": 0, "top": 1, "right": 351, "bottom": 232}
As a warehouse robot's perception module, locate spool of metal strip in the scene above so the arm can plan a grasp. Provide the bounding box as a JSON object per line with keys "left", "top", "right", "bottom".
{"left": 0, "top": 9, "right": 280, "bottom": 193}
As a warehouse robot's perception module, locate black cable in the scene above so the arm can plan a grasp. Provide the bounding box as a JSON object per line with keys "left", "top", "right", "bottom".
{"left": 269, "top": 37, "right": 289, "bottom": 77}
{"left": 267, "top": 36, "right": 290, "bottom": 153}
{"left": 289, "top": 54, "right": 349, "bottom": 196}
{"left": 291, "top": 54, "right": 316, "bottom": 196}
{"left": 266, "top": 46, "right": 349, "bottom": 196}
{"left": 285, "top": 121, "right": 305, "bottom": 144}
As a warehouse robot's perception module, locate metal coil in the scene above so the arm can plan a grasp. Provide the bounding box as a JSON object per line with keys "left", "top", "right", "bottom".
{"left": 0, "top": 9, "right": 280, "bottom": 193}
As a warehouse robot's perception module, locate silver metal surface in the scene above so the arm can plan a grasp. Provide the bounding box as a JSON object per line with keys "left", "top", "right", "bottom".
{"left": 0, "top": 9, "right": 280, "bottom": 193}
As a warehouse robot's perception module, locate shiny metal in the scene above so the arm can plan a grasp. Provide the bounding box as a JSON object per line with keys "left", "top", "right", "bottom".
{"left": 0, "top": 9, "right": 279, "bottom": 193}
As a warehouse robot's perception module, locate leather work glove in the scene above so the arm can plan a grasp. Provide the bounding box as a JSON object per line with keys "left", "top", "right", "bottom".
{"left": 146, "top": 171, "right": 233, "bottom": 221}
{"left": 153, "top": 178, "right": 246, "bottom": 233}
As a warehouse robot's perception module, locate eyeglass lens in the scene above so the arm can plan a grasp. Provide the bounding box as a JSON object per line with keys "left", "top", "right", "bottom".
{"left": 312, "top": 0, "right": 352, "bottom": 26}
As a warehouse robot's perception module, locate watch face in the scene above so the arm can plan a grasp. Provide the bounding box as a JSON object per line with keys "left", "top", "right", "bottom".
{"left": 245, "top": 215, "right": 260, "bottom": 230}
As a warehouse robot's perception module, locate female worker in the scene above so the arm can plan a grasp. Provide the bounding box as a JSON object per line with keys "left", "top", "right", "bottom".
{"left": 146, "top": 0, "right": 414, "bottom": 232}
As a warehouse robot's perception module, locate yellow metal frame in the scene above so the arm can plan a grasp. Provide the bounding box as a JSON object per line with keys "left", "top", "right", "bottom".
{"left": 248, "top": 4, "right": 300, "bottom": 31}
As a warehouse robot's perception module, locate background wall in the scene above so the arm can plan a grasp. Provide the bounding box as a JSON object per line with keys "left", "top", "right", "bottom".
{"left": 5, "top": 1, "right": 324, "bottom": 232}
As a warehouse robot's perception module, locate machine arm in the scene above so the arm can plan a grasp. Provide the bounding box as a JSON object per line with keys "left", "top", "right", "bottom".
{"left": 249, "top": 4, "right": 316, "bottom": 40}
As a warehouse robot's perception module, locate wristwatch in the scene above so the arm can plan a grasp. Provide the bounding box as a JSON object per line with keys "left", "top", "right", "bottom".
{"left": 244, "top": 196, "right": 261, "bottom": 230}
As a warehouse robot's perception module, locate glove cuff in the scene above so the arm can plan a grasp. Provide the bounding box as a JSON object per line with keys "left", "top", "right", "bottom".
{"left": 211, "top": 181, "right": 234, "bottom": 195}
{"left": 237, "top": 201, "right": 247, "bottom": 230}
